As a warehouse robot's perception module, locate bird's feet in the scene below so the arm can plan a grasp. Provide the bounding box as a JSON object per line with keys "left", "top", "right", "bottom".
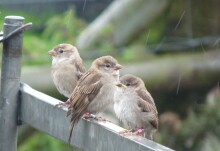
{"left": 119, "top": 129, "right": 135, "bottom": 135}
{"left": 83, "top": 112, "right": 96, "bottom": 119}
{"left": 55, "top": 100, "right": 71, "bottom": 108}
{"left": 119, "top": 128, "right": 144, "bottom": 136}
{"left": 94, "top": 116, "right": 111, "bottom": 122}
{"left": 83, "top": 112, "right": 110, "bottom": 122}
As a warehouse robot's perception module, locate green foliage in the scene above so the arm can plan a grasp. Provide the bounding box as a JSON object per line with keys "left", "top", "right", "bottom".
{"left": 0, "top": 7, "right": 49, "bottom": 31}
{"left": 96, "top": 24, "right": 114, "bottom": 48}
{"left": 120, "top": 45, "right": 155, "bottom": 62}
{"left": 22, "top": 34, "right": 53, "bottom": 65}
{"left": 138, "top": 20, "right": 167, "bottom": 47}
{"left": 18, "top": 132, "right": 74, "bottom": 151}
{"left": 43, "top": 9, "right": 86, "bottom": 46}
{"left": 0, "top": 8, "right": 87, "bottom": 66}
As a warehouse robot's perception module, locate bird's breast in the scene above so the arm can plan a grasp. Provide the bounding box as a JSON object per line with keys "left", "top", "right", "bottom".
{"left": 52, "top": 65, "right": 78, "bottom": 97}
{"left": 87, "top": 84, "right": 116, "bottom": 114}
{"left": 114, "top": 92, "right": 141, "bottom": 128}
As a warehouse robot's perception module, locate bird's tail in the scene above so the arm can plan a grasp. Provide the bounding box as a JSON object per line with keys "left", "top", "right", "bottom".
{"left": 68, "top": 118, "right": 80, "bottom": 143}
{"left": 67, "top": 95, "right": 90, "bottom": 143}
{"left": 68, "top": 107, "right": 85, "bottom": 143}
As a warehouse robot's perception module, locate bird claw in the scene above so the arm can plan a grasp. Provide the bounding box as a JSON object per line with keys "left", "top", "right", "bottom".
{"left": 94, "top": 116, "right": 111, "bottom": 122}
{"left": 137, "top": 128, "right": 144, "bottom": 135}
{"left": 119, "top": 129, "right": 135, "bottom": 135}
{"left": 83, "top": 113, "right": 110, "bottom": 122}
{"left": 83, "top": 112, "right": 95, "bottom": 119}
{"left": 55, "top": 101, "right": 70, "bottom": 108}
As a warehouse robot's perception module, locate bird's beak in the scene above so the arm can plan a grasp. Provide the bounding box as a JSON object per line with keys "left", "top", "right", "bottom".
{"left": 48, "top": 50, "right": 57, "bottom": 56}
{"left": 116, "top": 83, "right": 127, "bottom": 89}
{"left": 114, "top": 64, "right": 123, "bottom": 70}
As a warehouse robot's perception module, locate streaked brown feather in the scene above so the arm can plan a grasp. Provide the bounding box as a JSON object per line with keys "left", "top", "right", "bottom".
{"left": 136, "top": 88, "right": 158, "bottom": 114}
{"left": 136, "top": 88, "right": 155, "bottom": 105}
{"left": 67, "top": 70, "right": 103, "bottom": 143}
{"left": 150, "top": 115, "right": 159, "bottom": 129}
{"left": 138, "top": 99, "right": 158, "bottom": 129}
{"left": 75, "top": 59, "right": 86, "bottom": 73}
{"left": 138, "top": 99, "right": 155, "bottom": 113}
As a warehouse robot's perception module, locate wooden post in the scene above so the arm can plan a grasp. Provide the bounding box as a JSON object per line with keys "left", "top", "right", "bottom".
{"left": 0, "top": 16, "right": 24, "bottom": 151}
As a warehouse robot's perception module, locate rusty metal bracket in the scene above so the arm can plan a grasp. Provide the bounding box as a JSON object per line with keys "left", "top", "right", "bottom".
{"left": 0, "top": 22, "right": 32, "bottom": 43}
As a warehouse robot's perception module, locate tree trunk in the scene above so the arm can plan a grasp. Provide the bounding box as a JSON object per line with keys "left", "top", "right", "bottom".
{"left": 76, "top": 0, "right": 169, "bottom": 50}
{"left": 121, "top": 50, "right": 220, "bottom": 95}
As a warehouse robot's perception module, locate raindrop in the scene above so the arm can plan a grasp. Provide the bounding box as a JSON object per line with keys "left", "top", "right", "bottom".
{"left": 176, "top": 75, "right": 182, "bottom": 95}
{"left": 217, "top": 82, "right": 219, "bottom": 95}
{"left": 174, "top": 10, "right": 185, "bottom": 30}
{"left": 83, "top": 0, "right": 87, "bottom": 13}
{"left": 145, "top": 29, "right": 151, "bottom": 47}
{"left": 200, "top": 42, "right": 206, "bottom": 55}
{"left": 213, "top": 37, "right": 220, "bottom": 46}
{"left": 155, "top": 37, "right": 166, "bottom": 51}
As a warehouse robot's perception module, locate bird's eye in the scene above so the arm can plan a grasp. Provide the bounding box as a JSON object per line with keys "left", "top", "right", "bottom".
{"left": 59, "top": 50, "right": 64, "bottom": 53}
{"left": 126, "top": 83, "right": 131, "bottom": 86}
{"left": 105, "top": 64, "right": 111, "bottom": 68}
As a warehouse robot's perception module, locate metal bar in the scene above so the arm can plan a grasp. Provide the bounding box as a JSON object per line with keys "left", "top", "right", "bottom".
{"left": 20, "top": 83, "right": 174, "bottom": 151}
{"left": 0, "top": 16, "right": 24, "bottom": 151}
{"left": 0, "top": 23, "right": 32, "bottom": 43}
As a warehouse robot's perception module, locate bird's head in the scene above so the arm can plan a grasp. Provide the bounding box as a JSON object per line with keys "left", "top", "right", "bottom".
{"left": 118, "top": 74, "right": 145, "bottom": 90}
{"left": 91, "top": 55, "right": 123, "bottom": 77}
{"left": 48, "top": 43, "right": 79, "bottom": 61}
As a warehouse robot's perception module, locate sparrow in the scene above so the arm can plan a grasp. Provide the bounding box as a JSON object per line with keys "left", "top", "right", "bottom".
{"left": 48, "top": 43, "right": 86, "bottom": 98}
{"left": 114, "top": 74, "right": 158, "bottom": 140}
{"left": 67, "top": 55, "right": 123, "bottom": 143}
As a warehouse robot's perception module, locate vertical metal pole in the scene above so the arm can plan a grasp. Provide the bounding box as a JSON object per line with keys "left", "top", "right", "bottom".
{"left": 0, "top": 16, "right": 24, "bottom": 151}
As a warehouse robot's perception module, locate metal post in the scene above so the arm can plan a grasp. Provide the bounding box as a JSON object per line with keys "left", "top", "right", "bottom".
{"left": 0, "top": 16, "right": 24, "bottom": 151}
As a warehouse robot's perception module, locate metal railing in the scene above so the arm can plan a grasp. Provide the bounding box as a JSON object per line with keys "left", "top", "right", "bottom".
{"left": 0, "top": 16, "right": 174, "bottom": 151}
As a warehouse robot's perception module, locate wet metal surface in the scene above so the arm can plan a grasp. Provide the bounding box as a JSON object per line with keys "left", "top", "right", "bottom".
{"left": 0, "top": 16, "right": 24, "bottom": 151}
{"left": 20, "top": 83, "right": 174, "bottom": 151}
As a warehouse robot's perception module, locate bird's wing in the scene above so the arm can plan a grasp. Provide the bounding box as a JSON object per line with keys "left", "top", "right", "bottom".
{"left": 137, "top": 98, "right": 158, "bottom": 129}
{"left": 68, "top": 70, "right": 103, "bottom": 115}
{"left": 138, "top": 99, "right": 158, "bottom": 129}
{"left": 67, "top": 70, "right": 103, "bottom": 143}
{"left": 136, "top": 88, "right": 158, "bottom": 114}
{"left": 75, "top": 59, "right": 86, "bottom": 79}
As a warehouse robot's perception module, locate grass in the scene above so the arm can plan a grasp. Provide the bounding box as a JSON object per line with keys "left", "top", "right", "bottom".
{"left": 18, "top": 132, "right": 75, "bottom": 151}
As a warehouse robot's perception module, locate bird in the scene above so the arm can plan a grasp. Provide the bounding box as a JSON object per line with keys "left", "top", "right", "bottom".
{"left": 114, "top": 74, "right": 158, "bottom": 140}
{"left": 48, "top": 43, "right": 86, "bottom": 99}
{"left": 66, "top": 55, "right": 123, "bottom": 143}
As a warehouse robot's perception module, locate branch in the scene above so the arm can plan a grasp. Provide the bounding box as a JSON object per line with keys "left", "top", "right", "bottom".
{"left": 76, "top": 0, "right": 169, "bottom": 50}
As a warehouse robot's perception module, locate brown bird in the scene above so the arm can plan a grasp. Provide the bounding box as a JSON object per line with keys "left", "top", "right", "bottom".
{"left": 114, "top": 74, "right": 158, "bottom": 140}
{"left": 48, "top": 43, "right": 86, "bottom": 98}
{"left": 67, "top": 55, "right": 123, "bottom": 143}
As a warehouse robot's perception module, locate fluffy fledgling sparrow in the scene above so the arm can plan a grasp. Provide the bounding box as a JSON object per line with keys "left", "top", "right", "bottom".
{"left": 67, "top": 55, "right": 123, "bottom": 143}
{"left": 114, "top": 74, "right": 158, "bottom": 140}
{"left": 48, "top": 43, "right": 86, "bottom": 98}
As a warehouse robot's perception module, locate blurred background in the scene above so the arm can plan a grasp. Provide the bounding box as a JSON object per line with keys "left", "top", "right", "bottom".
{"left": 0, "top": 0, "right": 220, "bottom": 151}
